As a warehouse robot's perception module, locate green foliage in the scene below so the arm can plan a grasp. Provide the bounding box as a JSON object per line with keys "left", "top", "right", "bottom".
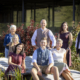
{"left": 14, "top": 68, "right": 32, "bottom": 80}
{"left": 14, "top": 68, "right": 22, "bottom": 80}
{"left": 70, "top": 23, "right": 80, "bottom": 71}
{"left": 0, "top": 53, "right": 4, "bottom": 57}
{"left": 0, "top": 69, "right": 5, "bottom": 80}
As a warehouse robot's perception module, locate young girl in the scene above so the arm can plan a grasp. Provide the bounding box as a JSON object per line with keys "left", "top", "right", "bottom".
{"left": 8, "top": 34, "right": 19, "bottom": 55}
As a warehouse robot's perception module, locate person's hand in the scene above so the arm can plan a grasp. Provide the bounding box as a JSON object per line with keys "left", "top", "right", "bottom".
{"left": 34, "top": 46, "right": 39, "bottom": 49}
{"left": 48, "top": 47, "right": 52, "bottom": 50}
{"left": 17, "top": 65, "right": 22, "bottom": 70}
{"left": 37, "top": 70, "right": 42, "bottom": 76}
{"left": 52, "top": 46, "right": 54, "bottom": 49}
{"left": 24, "top": 69, "right": 27, "bottom": 73}
{"left": 6, "top": 42, "right": 10, "bottom": 46}
{"left": 66, "top": 47, "right": 70, "bottom": 53}
{"left": 45, "top": 67, "right": 50, "bottom": 74}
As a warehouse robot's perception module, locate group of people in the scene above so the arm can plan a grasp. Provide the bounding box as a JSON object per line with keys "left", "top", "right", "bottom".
{"left": 3, "top": 19, "right": 80, "bottom": 80}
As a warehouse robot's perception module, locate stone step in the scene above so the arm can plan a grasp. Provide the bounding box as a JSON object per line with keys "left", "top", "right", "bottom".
{"left": 0, "top": 56, "right": 80, "bottom": 80}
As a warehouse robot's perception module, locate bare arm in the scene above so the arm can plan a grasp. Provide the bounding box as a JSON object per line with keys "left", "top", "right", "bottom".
{"left": 7, "top": 42, "right": 11, "bottom": 46}
{"left": 48, "top": 63, "right": 53, "bottom": 69}
{"left": 63, "top": 53, "right": 67, "bottom": 64}
{"left": 22, "top": 59, "right": 26, "bottom": 69}
{"left": 33, "top": 62, "right": 41, "bottom": 71}
{"left": 33, "top": 46, "right": 39, "bottom": 49}
{"left": 68, "top": 32, "right": 73, "bottom": 48}
{"left": 8, "top": 56, "right": 18, "bottom": 66}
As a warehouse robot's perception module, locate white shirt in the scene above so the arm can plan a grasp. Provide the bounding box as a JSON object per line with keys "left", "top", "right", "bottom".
{"left": 51, "top": 48, "right": 66, "bottom": 62}
{"left": 31, "top": 28, "right": 56, "bottom": 47}
{"left": 75, "top": 37, "right": 80, "bottom": 49}
{"left": 32, "top": 48, "right": 54, "bottom": 65}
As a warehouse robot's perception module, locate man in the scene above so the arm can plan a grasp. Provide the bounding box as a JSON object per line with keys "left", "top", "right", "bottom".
{"left": 31, "top": 38, "right": 59, "bottom": 80}
{"left": 31, "top": 19, "right": 56, "bottom": 49}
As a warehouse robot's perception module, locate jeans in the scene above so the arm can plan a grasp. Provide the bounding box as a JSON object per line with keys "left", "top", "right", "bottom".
{"left": 5, "top": 48, "right": 9, "bottom": 58}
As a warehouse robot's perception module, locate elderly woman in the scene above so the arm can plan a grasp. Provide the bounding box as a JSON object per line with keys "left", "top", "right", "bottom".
{"left": 51, "top": 39, "right": 73, "bottom": 80}
{"left": 4, "top": 25, "right": 21, "bottom": 57}
{"left": 5, "top": 43, "right": 26, "bottom": 75}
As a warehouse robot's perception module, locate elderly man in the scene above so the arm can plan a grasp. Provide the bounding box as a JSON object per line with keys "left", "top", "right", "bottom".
{"left": 3, "top": 25, "right": 21, "bottom": 57}
{"left": 31, "top": 19, "right": 56, "bottom": 49}
{"left": 31, "top": 38, "right": 59, "bottom": 80}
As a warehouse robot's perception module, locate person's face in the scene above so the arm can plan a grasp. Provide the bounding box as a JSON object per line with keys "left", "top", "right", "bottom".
{"left": 10, "top": 27, "right": 16, "bottom": 33}
{"left": 56, "top": 41, "right": 62, "bottom": 49}
{"left": 16, "top": 45, "right": 23, "bottom": 53}
{"left": 62, "top": 23, "right": 68, "bottom": 31}
{"left": 40, "top": 20, "right": 47, "bottom": 28}
{"left": 13, "top": 36, "right": 19, "bottom": 43}
{"left": 40, "top": 40, "right": 47, "bottom": 48}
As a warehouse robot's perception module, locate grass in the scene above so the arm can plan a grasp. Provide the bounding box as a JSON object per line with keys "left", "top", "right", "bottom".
{"left": 0, "top": 53, "right": 4, "bottom": 57}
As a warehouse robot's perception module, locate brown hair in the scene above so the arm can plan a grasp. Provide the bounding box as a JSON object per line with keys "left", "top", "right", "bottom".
{"left": 14, "top": 43, "right": 24, "bottom": 55}
{"left": 40, "top": 37, "right": 47, "bottom": 41}
{"left": 59, "top": 22, "right": 68, "bottom": 34}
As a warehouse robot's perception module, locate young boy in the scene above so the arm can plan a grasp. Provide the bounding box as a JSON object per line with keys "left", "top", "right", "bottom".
{"left": 31, "top": 37, "right": 59, "bottom": 80}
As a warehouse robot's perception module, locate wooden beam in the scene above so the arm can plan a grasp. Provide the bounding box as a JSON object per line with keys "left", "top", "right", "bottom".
{"left": 48, "top": 6, "right": 50, "bottom": 27}
{"left": 73, "top": 0, "right": 75, "bottom": 21}
{"left": 22, "top": 0, "right": 24, "bottom": 22}
{"left": 34, "top": 3, "right": 36, "bottom": 22}
{"left": 52, "top": 2, "right": 54, "bottom": 27}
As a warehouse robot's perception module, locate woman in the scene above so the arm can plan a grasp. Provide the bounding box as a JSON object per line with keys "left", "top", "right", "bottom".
{"left": 5, "top": 43, "right": 26, "bottom": 75}
{"left": 8, "top": 34, "right": 19, "bottom": 55}
{"left": 51, "top": 39, "right": 73, "bottom": 80}
{"left": 4, "top": 25, "right": 21, "bottom": 58}
{"left": 58, "top": 22, "right": 73, "bottom": 66}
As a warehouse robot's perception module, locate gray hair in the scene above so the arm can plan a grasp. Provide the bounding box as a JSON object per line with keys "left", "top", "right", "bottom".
{"left": 10, "top": 25, "right": 17, "bottom": 30}
{"left": 40, "top": 19, "right": 47, "bottom": 24}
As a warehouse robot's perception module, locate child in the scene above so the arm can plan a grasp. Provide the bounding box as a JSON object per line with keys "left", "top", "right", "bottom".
{"left": 8, "top": 34, "right": 19, "bottom": 55}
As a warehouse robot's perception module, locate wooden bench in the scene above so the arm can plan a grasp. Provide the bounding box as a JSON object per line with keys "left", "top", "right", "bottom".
{"left": 0, "top": 56, "right": 80, "bottom": 80}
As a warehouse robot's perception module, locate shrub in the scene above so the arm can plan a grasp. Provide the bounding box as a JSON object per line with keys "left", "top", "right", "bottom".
{"left": 70, "top": 22, "right": 80, "bottom": 71}
{"left": 0, "top": 53, "right": 4, "bottom": 57}
{"left": 0, "top": 69, "right": 5, "bottom": 80}
{"left": 0, "top": 20, "right": 40, "bottom": 56}
{"left": 0, "top": 20, "right": 58, "bottom": 56}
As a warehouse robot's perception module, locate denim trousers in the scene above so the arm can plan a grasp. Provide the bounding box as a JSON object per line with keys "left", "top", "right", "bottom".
{"left": 5, "top": 48, "right": 9, "bottom": 58}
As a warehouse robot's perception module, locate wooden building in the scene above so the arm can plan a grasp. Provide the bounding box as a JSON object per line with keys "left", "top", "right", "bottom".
{"left": 0, "top": 0, "right": 80, "bottom": 33}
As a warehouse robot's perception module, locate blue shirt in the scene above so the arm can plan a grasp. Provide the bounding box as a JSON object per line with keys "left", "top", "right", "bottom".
{"left": 3, "top": 33, "right": 21, "bottom": 50}
{"left": 32, "top": 48, "right": 54, "bottom": 65}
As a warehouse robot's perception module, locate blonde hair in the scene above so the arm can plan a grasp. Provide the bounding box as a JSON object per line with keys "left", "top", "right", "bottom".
{"left": 56, "top": 39, "right": 63, "bottom": 44}
{"left": 11, "top": 34, "right": 19, "bottom": 46}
